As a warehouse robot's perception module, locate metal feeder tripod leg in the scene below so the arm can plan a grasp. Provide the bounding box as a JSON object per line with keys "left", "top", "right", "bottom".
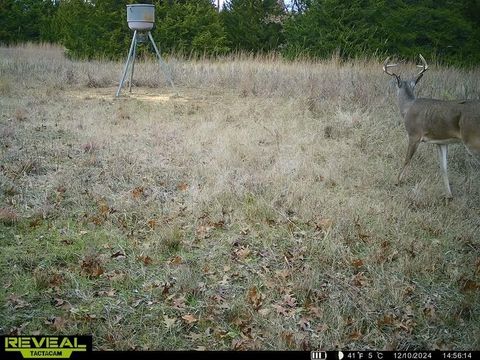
{"left": 147, "top": 31, "right": 175, "bottom": 88}
{"left": 116, "top": 30, "right": 138, "bottom": 97}
{"left": 128, "top": 35, "right": 137, "bottom": 93}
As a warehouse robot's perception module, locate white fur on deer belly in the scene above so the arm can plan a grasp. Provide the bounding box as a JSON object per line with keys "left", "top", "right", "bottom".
{"left": 421, "top": 137, "right": 460, "bottom": 144}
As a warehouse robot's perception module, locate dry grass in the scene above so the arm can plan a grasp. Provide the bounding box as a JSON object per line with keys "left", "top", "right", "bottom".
{"left": 1, "top": 43, "right": 479, "bottom": 351}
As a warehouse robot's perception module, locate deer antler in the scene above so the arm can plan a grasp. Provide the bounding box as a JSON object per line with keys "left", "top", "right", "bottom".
{"left": 383, "top": 57, "right": 400, "bottom": 86}
{"left": 414, "top": 54, "right": 429, "bottom": 85}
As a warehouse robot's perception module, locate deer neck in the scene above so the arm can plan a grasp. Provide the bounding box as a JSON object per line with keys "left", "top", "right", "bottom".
{"left": 397, "top": 86, "right": 416, "bottom": 119}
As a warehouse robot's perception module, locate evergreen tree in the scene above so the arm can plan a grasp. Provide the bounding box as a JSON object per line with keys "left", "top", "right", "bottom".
{"left": 283, "top": 0, "right": 480, "bottom": 66}
{"left": 152, "top": 0, "right": 229, "bottom": 56}
{"left": 222, "top": 0, "right": 286, "bottom": 52}
{"left": 0, "top": 0, "right": 59, "bottom": 44}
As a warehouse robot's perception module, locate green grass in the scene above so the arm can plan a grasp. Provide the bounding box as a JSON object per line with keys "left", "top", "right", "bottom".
{"left": 0, "top": 44, "right": 479, "bottom": 350}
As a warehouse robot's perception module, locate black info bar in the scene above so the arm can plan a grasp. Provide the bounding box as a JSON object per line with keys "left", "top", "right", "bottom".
{"left": 94, "top": 351, "right": 474, "bottom": 360}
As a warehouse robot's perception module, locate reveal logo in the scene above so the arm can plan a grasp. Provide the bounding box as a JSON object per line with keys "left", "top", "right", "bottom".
{"left": 1, "top": 336, "right": 92, "bottom": 359}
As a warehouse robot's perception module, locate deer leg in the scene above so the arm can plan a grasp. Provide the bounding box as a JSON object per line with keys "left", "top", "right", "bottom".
{"left": 437, "top": 144, "right": 452, "bottom": 198}
{"left": 464, "top": 143, "right": 480, "bottom": 166}
{"left": 397, "top": 138, "right": 419, "bottom": 185}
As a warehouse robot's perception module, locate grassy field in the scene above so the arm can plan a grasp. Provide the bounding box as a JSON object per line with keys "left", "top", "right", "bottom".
{"left": 1, "top": 44, "right": 479, "bottom": 351}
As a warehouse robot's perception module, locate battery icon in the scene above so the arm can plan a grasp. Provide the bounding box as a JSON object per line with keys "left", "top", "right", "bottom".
{"left": 311, "top": 351, "right": 327, "bottom": 359}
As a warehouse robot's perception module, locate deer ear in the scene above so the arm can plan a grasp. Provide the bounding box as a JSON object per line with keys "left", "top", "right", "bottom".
{"left": 410, "top": 80, "right": 417, "bottom": 88}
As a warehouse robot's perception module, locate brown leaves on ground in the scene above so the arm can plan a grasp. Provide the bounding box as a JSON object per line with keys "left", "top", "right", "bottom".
{"left": 232, "top": 246, "right": 252, "bottom": 261}
{"left": 314, "top": 217, "right": 333, "bottom": 232}
{"left": 273, "top": 292, "right": 299, "bottom": 318}
{"left": 350, "top": 272, "right": 368, "bottom": 287}
{"left": 169, "top": 255, "right": 183, "bottom": 265}
{"left": 131, "top": 186, "right": 145, "bottom": 199}
{"left": 80, "top": 252, "right": 104, "bottom": 278}
{"left": 351, "top": 258, "right": 364, "bottom": 269}
{"left": 282, "top": 331, "right": 296, "bottom": 348}
{"left": 137, "top": 255, "right": 153, "bottom": 265}
{"left": 95, "top": 289, "right": 116, "bottom": 298}
{"left": 163, "top": 315, "right": 177, "bottom": 329}
{"left": 459, "top": 277, "right": 480, "bottom": 292}
{"left": 247, "top": 286, "right": 265, "bottom": 310}
{"left": 45, "top": 316, "right": 68, "bottom": 331}
{"left": 8, "top": 324, "right": 29, "bottom": 336}
{"left": 7, "top": 294, "right": 31, "bottom": 310}
{"left": 377, "top": 308, "right": 417, "bottom": 334}
{"left": 32, "top": 266, "right": 65, "bottom": 289}
{"left": 182, "top": 314, "right": 198, "bottom": 325}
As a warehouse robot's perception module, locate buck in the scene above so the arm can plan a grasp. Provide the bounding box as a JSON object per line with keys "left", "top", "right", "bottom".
{"left": 383, "top": 54, "right": 480, "bottom": 198}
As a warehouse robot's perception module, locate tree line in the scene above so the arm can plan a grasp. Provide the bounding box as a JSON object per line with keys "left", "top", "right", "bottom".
{"left": 1, "top": 0, "right": 480, "bottom": 66}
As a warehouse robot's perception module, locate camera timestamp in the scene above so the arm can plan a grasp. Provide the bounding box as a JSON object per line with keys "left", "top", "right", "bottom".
{"left": 441, "top": 353, "right": 472, "bottom": 359}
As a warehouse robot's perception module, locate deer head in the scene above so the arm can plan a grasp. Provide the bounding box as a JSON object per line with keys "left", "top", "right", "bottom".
{"left": 383, "top": 54, "right": 429, "bottom": 117}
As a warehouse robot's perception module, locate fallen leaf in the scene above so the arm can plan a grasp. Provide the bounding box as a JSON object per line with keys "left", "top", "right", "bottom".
{"left": 182, "top": 314, "right": 198, "bottom": 324}
{"left": 234, "top": 246, "right": 251, "bottom": 260}
{"left": 315, "top": 324, "right": 328, "bottom": 333}
{"left": 177, "top": 183, "right": 188, "bottom": 191}
{"left": 283, "top": 293, "right": 297, "bottom": 308}
{"left": 349, "top": 330, "right": 363, "bottom": 341}
{"left": 275, "top": 269, "right": 290, "bottom": 280}
{"left": 298, "top": 317, "right": 312, "bottom": 331}
{"left": 162, "top": 281, "right": 173, "bottom": 295}
{"left": 231, "top": 339, "right": 247, "bottom": 350}
{"left": 351, "top": 259, "right": 364, "bottom": 268}
{"left": 172, "top": 296, "right": 186, "bottom": 310}
{"left": 282, "top": 331, "right": 295, "bottom": 348}
{"left": 461, "top": 279, "right": 479, "bottom": 292}
{"left": 45, "top": 316, "right": 67, "bottom": 331}
{"left": 103, "top": 270, "right": 126, "bottom": 282}
{"left": 80, "top": 254, "right": 104, "bottom": 278}
{"left": 403, "top": 285, "right": 415, "bottom": 297}
{"left": 7, "top": 295, "right": 31, "bottom": 310}
{"left": 307, "top": 306, "right": 322, "bottom": 318}
{"left": 316, "top": 218, "right": 333, "bottom": 231}
{"left": 163, "top": 315, "right": 177, "bottom": 329}
{"left": 96, "top": 289, "right": 116, "bottom": 297}
{"left": 137, "top": 255, "right": 153, "bottom": 265}
{"left": 8, "top": 323, "right": 29, "bottom": 336}
{"left": 377, "top": 313, "right": 396, "bottom": 327}
{"left": 423, "top": 300, "right": 436, "bottom": 319}
{"left": 169, "top": 255, "right": 182, "bottom": 265}
{"left": 351, "top": 272, "right": 368, "bottom": 287}
{"left": 131, "top": 187, "right": 144, "bottom": 199}
{"left": 247, "top": 287, "right": 265, "bottom": 310}
{"left": 98, "top": 201, "right": 110, "bottom": 216}
{"left": 273, "top": 304, "right": 290, "bottom": 317}
{"left": 196, "top": 224, "right": 213, "bottom": 239}
{"left": 53, "top": 298, "right": 65, "bottom": 307}
{"left": 84, "top": 314, "right": 97, "bottom": 321}
{"left": 147, "top": 219, "right": 157, "bottom": 229}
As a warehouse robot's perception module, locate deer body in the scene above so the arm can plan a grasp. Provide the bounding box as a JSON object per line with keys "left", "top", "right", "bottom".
{"left": 384, "top": 55, "right": 480, "bottom": 198}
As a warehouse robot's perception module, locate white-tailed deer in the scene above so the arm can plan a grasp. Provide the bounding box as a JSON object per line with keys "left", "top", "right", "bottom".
{"left": 383, "top": 54, "right": 480, "bottom": 198}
